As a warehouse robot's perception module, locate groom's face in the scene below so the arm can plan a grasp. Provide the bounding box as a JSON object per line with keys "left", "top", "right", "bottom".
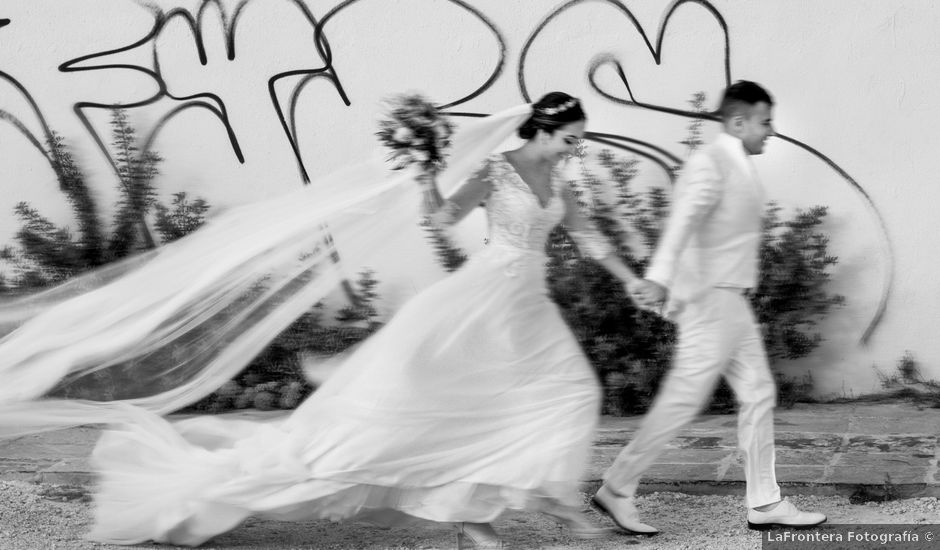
{"left": 738, "top": 102, "right": 775, "bottom": 155}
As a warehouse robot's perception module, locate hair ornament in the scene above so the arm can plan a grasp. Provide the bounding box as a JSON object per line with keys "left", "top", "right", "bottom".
{"left": 537, "top": 98, "right": 578, "bottom": 116}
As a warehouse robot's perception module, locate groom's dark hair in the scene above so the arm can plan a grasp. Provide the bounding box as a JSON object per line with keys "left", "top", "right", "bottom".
{"left": 718, "top": 81, "right": 773, "bottom": 120}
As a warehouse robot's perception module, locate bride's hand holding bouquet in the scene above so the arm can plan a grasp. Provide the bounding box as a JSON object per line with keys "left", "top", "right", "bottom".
{"left": 375, "top": 92, "right": 455, "bottom": 212}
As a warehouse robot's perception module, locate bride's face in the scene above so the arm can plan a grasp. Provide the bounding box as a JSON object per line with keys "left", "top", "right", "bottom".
{"left": 540, "top": 120, "right": 585, "bottom": 161}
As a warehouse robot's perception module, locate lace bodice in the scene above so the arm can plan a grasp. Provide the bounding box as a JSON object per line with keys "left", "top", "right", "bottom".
{"left": 482, "top": 155, "right": 565, "bottom": 253}
{"left": 428, "top": 153, "right": 614, "bottom": 266}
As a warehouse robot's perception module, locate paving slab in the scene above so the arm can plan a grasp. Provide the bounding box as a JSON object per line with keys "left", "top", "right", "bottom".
{"left": 0, "top": 402, "right": 937, "bottom": 499}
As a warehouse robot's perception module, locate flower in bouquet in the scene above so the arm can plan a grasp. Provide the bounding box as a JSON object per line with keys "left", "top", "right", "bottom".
{"left": 376, "top": 93, "right": 455, "bottom": 174}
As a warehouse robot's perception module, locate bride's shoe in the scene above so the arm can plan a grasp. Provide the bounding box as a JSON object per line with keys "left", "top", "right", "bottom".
{"left": 544, "top": 504, "right": 611, "bottom": 539}
{"left": 454, "top": 522, "right": 507, "bottom": 549}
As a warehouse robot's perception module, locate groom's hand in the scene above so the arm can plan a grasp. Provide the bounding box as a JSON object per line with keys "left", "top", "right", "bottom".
{"left": 628, "top": 279, "right": 667, "bottom": 312}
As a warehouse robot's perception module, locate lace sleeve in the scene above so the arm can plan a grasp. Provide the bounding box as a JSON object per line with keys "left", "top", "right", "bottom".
{"left": 423, "top": 156, "right": 495, "bottom": 230}
{"left": 560, "top": 182, "right": 615, "bottom": 261}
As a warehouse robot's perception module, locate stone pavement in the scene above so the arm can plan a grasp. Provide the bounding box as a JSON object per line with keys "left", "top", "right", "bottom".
{"left": 1, "top": 401, "right": 938, "bottom": 499}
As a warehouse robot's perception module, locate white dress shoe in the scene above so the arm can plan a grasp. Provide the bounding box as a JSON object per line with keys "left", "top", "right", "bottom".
{"left": 747, "top": 498, "right": 827, "bottom": 530}
{"left": 591, "top": 485, "right": 659, "bottom": 535}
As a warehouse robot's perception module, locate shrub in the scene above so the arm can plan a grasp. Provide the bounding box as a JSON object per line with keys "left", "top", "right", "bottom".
{"left": 421, "top": 217, "right": 467, "bottom": 272}
{"left": 565, "top": 151, "right": 842, "bottom": 413}
{"left": 1, "top": 109, "right": 211, "bottom": 291}
{"left": 419, "top": 107, "right": 843, "bottom": 415}
{"left": 754, "top": 203, "right": 846, "bottom": 361}
{"left": 187, "top": 269, "right": 385, "bottom": 413}
{"left": 107, "top": 108, "right": 161, "bottom": 256}
{"left": 875, "top": 351, "right": 940, "bottom": 407}
{"left": 1, "top": 131, "right": 107, "bottom": 288}
{"left": 154, "top": 192, "right": 210, "bottom": 243}
{"left": 8, "top": 112, "right": 385, "bottom": 413}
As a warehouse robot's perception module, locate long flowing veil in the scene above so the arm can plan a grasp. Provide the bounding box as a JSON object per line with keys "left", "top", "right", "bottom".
{"left": 0, "top": 103, "right": 533, "bottom": 438}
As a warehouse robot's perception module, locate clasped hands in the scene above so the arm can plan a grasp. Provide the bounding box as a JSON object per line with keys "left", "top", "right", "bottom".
{"left": 626, "top": 278, "right": 667, "bottom": 314}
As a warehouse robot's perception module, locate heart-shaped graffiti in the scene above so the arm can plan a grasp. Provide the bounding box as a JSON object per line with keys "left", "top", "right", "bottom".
{"left": 523, "top": 0, "right": 730, "bottom": 118}
{"left": 519, "top": 0, "right": 891, "bottom": 343}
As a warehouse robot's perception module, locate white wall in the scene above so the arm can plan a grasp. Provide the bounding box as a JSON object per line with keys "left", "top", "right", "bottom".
{"left": 1, "top": 0, "right": 937, "bottom": 395}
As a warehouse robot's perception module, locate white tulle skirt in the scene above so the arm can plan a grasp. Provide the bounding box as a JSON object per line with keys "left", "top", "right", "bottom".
{"left": 88, "top": 245, "right": 602, "bottom": 546}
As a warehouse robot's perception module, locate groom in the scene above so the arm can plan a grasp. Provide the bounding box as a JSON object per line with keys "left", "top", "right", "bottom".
{"left": 593, "top": 81, "right": 826, "bottom": 534}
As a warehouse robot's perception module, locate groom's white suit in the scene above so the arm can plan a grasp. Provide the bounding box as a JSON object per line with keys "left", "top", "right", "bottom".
{"left": 595, "top": 83, "right": 826, "bottom": 533}
{"left": 605, "top": 130, "right": 781, "bottom": 508}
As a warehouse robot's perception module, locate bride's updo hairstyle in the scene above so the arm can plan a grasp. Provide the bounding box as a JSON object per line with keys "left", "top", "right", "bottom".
{"left": 518, "top": 91, "right": 586, "bottom": 140}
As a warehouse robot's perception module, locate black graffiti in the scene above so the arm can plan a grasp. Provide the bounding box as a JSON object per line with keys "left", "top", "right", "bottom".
{"left": 270, "top": 0, "right": 506, "bottom": 182}
{"left": 0, "top": 0, "right": 890, "bottom": 342}
{"left": 59, "top": 1, "right": 255, "bottom": 181}
{"left": 290, "top": 0, "right": 507, "bottom": 182}
{"left": 523, "top": 0, "right": 731, "bottom": 114}
{"left": 52, "top": 0, "right": 507, "bottom": 185}
{"left": 771, "top": 134, "right": 892, "bottom": 343}
{"left": 0, "top": 15, "right": 59, "bottom": 173}
{"left": 0, "top": 15, "right": 57, "bottom": 175}
{"left": 0, "top": 70, "right": 57, "bottom": 167}
{"left": 517, "top": 0, "right": 890, "bottom": 344}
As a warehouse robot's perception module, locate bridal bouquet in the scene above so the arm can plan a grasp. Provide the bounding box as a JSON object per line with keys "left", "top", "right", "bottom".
{"left": 376, "top": 93, "right": 454, "bottom": 174}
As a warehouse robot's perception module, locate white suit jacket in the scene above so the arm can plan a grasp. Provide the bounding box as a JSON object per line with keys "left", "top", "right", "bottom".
{"left": 645, "top": 132, "right": 765, "bottom": 319}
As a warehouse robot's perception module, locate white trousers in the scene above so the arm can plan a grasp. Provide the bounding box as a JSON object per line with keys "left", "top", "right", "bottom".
{"left": 604, "top": 287, "right": 781, "bottom": 508}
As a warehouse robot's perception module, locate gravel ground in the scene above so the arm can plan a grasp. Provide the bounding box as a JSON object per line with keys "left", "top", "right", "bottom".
{"left": 1, "top": 480, "right": 938, "bottom": 549}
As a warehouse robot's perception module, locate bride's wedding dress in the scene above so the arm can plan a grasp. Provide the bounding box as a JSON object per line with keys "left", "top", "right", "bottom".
{"left": 87, "top": 153, "right": 605, "bottom": 546}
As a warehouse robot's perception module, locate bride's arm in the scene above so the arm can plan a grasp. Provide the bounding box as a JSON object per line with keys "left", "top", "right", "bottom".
{"left": 421, "top": 161, "right": 494, "bottom": 228}
{"left": 560, "top": 184, "right": 639, "bottom": 286}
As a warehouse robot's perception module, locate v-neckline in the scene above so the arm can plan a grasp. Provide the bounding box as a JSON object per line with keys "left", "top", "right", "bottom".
{"left": 500, "top": 153, "right": 555, "bottom": 210}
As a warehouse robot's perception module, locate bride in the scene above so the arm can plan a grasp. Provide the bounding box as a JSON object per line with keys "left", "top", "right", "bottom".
{"left": 1, "top": 92, "right": 640, "bottom": 548}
